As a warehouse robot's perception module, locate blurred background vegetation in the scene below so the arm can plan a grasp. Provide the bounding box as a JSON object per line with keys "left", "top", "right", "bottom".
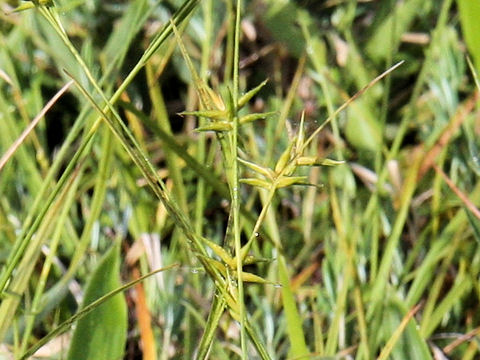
{"left": 1, "top": 0, "right": 480, "bottom": 359}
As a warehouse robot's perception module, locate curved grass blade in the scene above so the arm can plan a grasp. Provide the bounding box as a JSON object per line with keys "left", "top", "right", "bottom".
{"left": 377, "top": 299, "right": 431, "bottom": 360}
{"left": 0, "top": 0, "right": 202, "bottom": 304}
{"left": 195, "top": 294, "right": 226, "bottom": 360}
{"left": 20, "top": 264, "right": 180, "bottom": 360}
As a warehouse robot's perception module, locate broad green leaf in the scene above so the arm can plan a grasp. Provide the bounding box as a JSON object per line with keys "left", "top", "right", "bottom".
{"left": 345, "top": 99, "right": 382, "bottom": 151}
{"left": 366, "top": 0, "right": 425, "bottom": 62}
{"left": 67, "top": 243, "right": 127, "bottom": 360}
{"left": 264, "top": 0, "right": 305, "bottom": 58}
{"left": 457, "top": 0, "right": 480, "bottom": 74}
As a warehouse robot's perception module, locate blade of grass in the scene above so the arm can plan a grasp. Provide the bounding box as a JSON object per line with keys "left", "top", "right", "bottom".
{"left": 195, "top": 293, "right": 226, "bottom": 360}
{"left": 0, "top": 0, "right": 202, "bottom": 300}
{"left": 368, "top": 149, "right": 422, "bottom": 316}
{"left": 377, "top": 302, "right": 426, "bottom": 360}
{"left": 433, "top": 164, "right": 480, "bottom": 220}
{"left": 67, "top": 68, "right": 271, "bottom": 357}
{"left": 278, "top": 255, "right": 309, "bottom": 358}
{"left": 19, "top": 169, "right": 82, "bottom": 355}
{"left": 20, "top": 264, "right": 180, "bottom": 360}
{"left": 0, "top": 80, "right": 73, "bottom": 172}
{"left": 325, "top": 175, "right": 352, "bottom": 356}
{"left": 421, "top": 271, "right": 472, "bottom": 338}
{"left": 0, "top": 157, "right": 85, "bottom": 340}
{"left": 364, "top": 0, "right": 454, "bottom": 224}
{"left": 146, "top": 62, "right": 188, "bottom": 213}
{"left": 59, "top": 125, "right": 115, "bottom": 294}
{"left": 231, "top": 0, "right": 247, "bottom": 356}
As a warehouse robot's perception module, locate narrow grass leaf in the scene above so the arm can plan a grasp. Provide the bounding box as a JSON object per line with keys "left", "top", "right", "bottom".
{"left": 20, "top": 264, "right": 179, "bottom": 359}
{"left": 377, "top": 298, "right": 431, "bottom": 360}
{"left": 0, "top": 158, "right": 83, "bottom": 342}
{"left": 404, "top": 236, "right": 449, "bottom": 307}
{"left": 368, "top": 150, "right": 422, "bottom": 314}
{"left": 103, "top": 0, "right": 151, "bottom": 71}
{"left": 420, "top": 273, "right": 472, "bottom": 338}
{"left": 465, "top": 208, "right": 480, "bottom": 244}
{"left": 278, "top": 255, "right": 309, "bottom": 358}
{"left": 195, "top": 295, "right": 226, "bottom": 360}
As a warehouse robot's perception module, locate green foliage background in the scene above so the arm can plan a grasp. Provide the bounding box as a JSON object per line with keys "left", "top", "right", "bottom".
{"left": 0, "top": 0, "right": 479, "bottom": 359}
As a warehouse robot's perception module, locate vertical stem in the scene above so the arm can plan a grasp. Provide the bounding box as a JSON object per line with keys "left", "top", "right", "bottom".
{"left": 232, "top": 0, "right": 240, "bottom": 101}
{"left": 232, "top": 0, "right": 246, "bottom": 357}
{"left": 195, "top": 0, "right": 213, "bottom": 234}
{"left": 190, "top": 1, "right": 212, "bottom": 356}
{"left": 224, "top": 0, "right": 234, "bottom": 82}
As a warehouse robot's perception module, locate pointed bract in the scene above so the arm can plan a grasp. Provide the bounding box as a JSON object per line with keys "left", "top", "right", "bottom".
{"left": 237, "top": 79, "right": 268, "bottom": 109}
{"left": 195, "top": 122, "right": 233, "bottom": 132}
{"left": 276, "top": 176, "right": 309, "bottom": 188}
{"left": 274, "top": 141, "right": 295, "bottom": 174}
{"left": 238, "top": 158, "right": 274, "bottom": 179}
{"left": 239, "top": 111, "right": 276, "bottom": 125}
{"left": 239, "top": 178, "right": 271, "bottom": 189}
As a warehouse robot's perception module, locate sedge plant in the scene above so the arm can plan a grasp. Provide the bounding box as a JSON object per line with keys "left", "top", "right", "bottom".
{"left": 2, "top": 0, "right": 478, "bottom": 359}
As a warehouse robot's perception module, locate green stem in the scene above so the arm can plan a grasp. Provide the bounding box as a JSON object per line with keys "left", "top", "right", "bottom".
{"left": 232, "top": 0, "right": 247, "bottom": 357}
